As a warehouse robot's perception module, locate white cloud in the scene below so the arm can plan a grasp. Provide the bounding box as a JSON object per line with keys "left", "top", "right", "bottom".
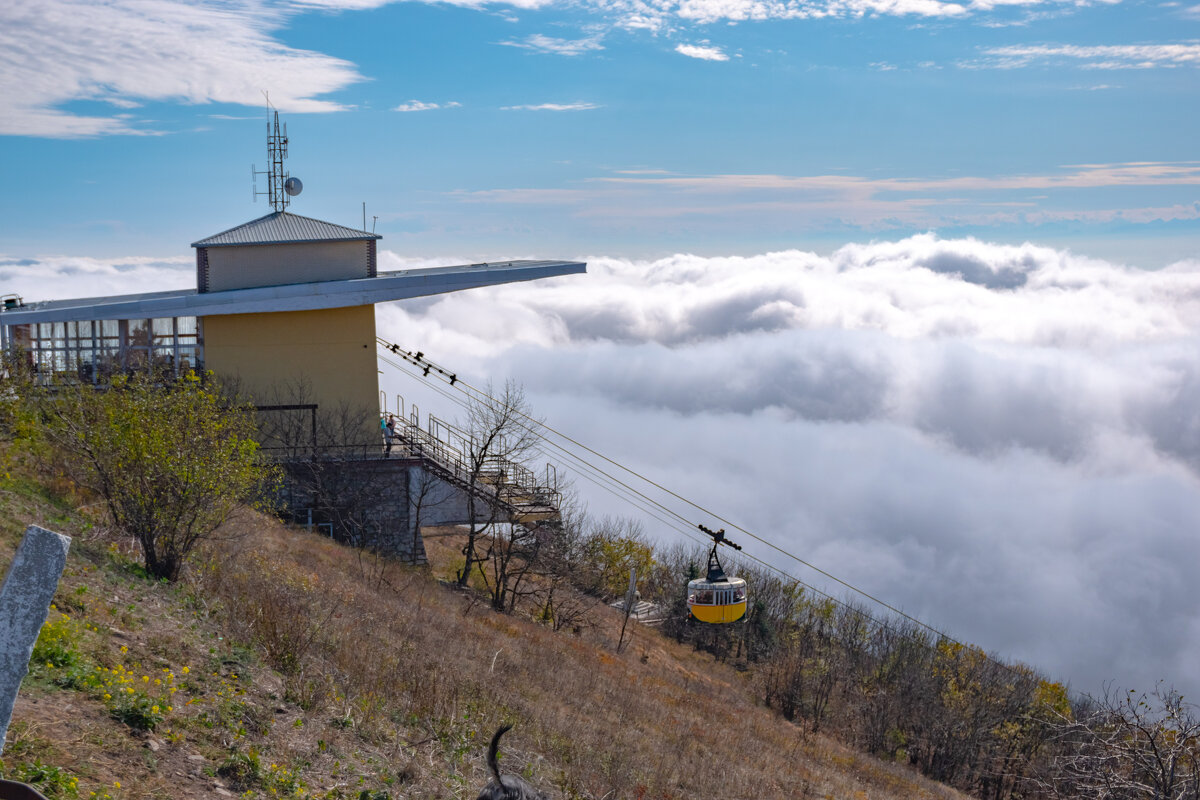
{"left": 0, "top": 254, "right": 194, "bottom": 299}
{"left": 501, "top": 102, "right": 602, "bottom": 111}
{"left": 500, "top": 33, "right": 605, "bottom": 55}
{"left": 976, "top": 42, "right": 1200, "bottom": 69}
{"left": 675, "top": 42, "right": 730, "bottom": 60}
{"left": 394, "top": 100, "right": 462, "bottom": 112}
{"left": 0, "top": 0, "right": 368, "bottom": 138}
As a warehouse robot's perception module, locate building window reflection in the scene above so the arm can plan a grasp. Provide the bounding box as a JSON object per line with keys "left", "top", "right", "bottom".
{"left": 11, "top": 316, "right": 203, "bottom": 384}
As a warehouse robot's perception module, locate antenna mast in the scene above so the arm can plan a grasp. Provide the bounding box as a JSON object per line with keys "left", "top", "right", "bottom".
{"left": 252, "top": 101, "right": 302, "bottom": 211}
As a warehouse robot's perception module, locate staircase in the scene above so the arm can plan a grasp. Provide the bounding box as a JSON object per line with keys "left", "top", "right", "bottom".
{"left": 388, "top": 401, "right": 561, "bottom": 527}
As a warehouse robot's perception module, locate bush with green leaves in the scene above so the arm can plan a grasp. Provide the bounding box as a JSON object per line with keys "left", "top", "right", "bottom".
{"left": 34, "top": 371, "right": 271, "bottom": 581}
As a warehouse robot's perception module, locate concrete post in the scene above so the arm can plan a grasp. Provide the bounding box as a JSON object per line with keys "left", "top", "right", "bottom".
{"left": 0, "top": 525, "right": 71, "bottom": 753}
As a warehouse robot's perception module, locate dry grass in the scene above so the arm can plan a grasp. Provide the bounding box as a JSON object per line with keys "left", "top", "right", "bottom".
{"left": 0, "top": 471, "right": 972, "bottom": 800}
{"left": 193, "top": 518, "right": 969, "bottom": 800}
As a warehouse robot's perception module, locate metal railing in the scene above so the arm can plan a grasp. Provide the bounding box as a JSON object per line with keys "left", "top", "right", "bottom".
{"left": 385, "top": 395, "right": 561, "bottom": 519}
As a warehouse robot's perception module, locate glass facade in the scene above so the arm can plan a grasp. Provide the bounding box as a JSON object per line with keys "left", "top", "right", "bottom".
{"left": 9, "top": 317, "right": 202, "bottom": 384}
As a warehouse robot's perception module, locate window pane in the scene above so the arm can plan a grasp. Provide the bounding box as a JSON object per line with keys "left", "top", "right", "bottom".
{"left": 100, "top": 320, "right": 119, "bottom": 338}
{"left": 176, "top": 316, "right": 197, "bottom": 336}
{"left": 128, "top": 319, "right": 149, "bottom": 347}
{"left": 176, "top": 346, "right": 198, "bottom": 373}
{"left": 75, "top": 350, "right": 96, "bottom": 383}
{"left": 152, "top": 317, "right": 173, "bottom": 344}
{"left": 153, "top": 347, "right": 176, "bottom": 374}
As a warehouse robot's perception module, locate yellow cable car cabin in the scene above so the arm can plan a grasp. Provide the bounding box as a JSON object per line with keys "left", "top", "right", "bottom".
{"left": 687, "top": 577, "right": 747, "bottom": 623}
{"left": 687, "top": 525, "right": 748, "bottom": 624}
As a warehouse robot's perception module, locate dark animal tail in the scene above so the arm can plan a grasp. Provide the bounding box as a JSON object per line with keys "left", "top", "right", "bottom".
{"left": 488, "top": 724, "right": 513, "bottom": 785}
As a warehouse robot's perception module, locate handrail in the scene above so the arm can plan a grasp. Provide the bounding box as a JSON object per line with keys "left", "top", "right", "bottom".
{"left": 379, "top": 393, "right": 562, "bottom": 517}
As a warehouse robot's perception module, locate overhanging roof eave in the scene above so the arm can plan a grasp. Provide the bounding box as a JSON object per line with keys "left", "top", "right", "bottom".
{"left": 0, "top": 260, "right": 586, "bottom": 325}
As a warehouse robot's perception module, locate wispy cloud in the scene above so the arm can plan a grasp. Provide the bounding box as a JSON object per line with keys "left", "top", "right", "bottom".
{"left": 451, "top": 162, "right": 1200, "bottom": 232}
{"left": 592, "top": 161, "right": 1200, "bottom": 192}
{"left": 974, "top": 42, "right": 1200, "bottom": 69}
{"left": 501, "top": 102, "right": 602, "bottom": 111}
{"left": 0, "top": 0, "right": 364, "bottom": 138}
{"left": 675, "top": 42, "right": 729, "bottom": 61}
{"left": 394, "top": 100, "right": 463, "bottom": 112}
{"left": 500, "top": 33, "right": 605, "bottom": 55}
{"left": 667, "top": 0, "right": 968, "bottom": 24}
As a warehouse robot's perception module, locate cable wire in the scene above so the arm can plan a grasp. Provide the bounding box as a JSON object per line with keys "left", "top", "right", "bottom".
{"left": 376, "top": 339, "right": 976, "bottom": 651}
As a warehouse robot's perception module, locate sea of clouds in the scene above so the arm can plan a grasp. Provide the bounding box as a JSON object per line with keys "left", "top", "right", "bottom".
{"left": 6, "top": 234, "right": 1200, "bottom": 697}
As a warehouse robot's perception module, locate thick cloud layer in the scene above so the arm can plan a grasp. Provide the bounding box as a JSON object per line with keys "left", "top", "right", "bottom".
{"left": 7, "top": 236, "right": 1200, "bottom": 697}
{"left": 374, "top": 235, "right": 1200, "bottom": 696}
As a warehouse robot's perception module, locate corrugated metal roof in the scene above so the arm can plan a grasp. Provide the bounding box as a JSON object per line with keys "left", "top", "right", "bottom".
{"left": 191, "top": 211, "right": 382, "bottom": 248}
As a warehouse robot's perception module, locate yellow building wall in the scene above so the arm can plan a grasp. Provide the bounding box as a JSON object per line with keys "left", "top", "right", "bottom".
{"left": 202, "top": 305, "right": 380, "bottom": 445}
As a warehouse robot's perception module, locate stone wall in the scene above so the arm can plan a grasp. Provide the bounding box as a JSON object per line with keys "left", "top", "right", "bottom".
{"left": 274, "top": 456, "right": 481, "bottom": 565}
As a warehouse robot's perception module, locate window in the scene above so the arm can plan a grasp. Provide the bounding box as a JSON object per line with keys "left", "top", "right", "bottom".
{"left": 6, "top": 316, "right": 202, "bottom": 384}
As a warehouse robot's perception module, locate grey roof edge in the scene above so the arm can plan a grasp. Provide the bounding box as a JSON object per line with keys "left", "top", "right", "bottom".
{"left": 191, "top": 211, "right": 382, "bottom": 248}
{"left": 0, "top": 260, "right": 586, "bottom": 325}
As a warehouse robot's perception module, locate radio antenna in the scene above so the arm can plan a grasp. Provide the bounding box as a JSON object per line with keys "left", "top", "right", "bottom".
{"left": 251, "top": 95, "right": 302, "bottom": 211}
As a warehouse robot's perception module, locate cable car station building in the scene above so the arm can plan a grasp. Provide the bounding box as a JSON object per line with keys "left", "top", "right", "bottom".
{"left": 1, "top": 115, "right": 584, "bottom": 562}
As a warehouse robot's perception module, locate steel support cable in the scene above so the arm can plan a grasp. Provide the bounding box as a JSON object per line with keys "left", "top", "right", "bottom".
{"left": 374, "top": 343, "right": 974, "bottom": 642}
{"left": 379, "top": 352, "right": 883, "bottom": 624}
{"left": 376, "top": 345, "right": 1049, "bottom": 684}
{"left": 379, "top": 350, "right": 950, "bottom": 651}
{"left": 376, "top": 339, "right": 964, "bottom": 645}
{"left": 382, "top": 352, "right": 1058, "bottom": 686}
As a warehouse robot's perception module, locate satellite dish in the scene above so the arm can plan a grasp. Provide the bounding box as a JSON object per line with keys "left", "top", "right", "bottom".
{"left": 284, "top": 177, "right": 303, "bottom": 196}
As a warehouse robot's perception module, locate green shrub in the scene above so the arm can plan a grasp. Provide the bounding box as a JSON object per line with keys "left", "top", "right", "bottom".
{"left": 31, "top": 611, "right": 82, "bottom": 670}
{"left": 0, "top": 759, "right": 80, "bottom": 799}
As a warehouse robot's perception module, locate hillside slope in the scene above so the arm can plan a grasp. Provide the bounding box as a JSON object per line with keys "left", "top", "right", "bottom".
{"left": 0, "top": 472, "right": 969, "bottom": 800}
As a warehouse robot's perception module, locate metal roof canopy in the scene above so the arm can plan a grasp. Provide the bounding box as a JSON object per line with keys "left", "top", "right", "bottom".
{"left": 0, "top": 261, "right": 585, "bottom": 325}
{"left": 191, "top": 211, "right": 381, "bottom": 248}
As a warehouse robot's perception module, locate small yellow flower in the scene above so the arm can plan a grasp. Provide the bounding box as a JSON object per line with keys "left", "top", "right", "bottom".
{"left": 181, "top": 666, "right": 189, "bottom": 674}
{"left": 142, "top": 675, "right": 149, "bottom": 683}
{"left": 119, "top": 645, "right": 128, "bottom": 654}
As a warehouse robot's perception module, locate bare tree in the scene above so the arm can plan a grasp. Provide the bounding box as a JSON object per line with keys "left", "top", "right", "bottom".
{"left": 456, "top": 380, "right": 542, "bottom": 591}
{"left": 1039, "top": 683, "right": 1200, "bottom": 800}
{"left": 535, "top": 492, "right": 595, "bottom": 632}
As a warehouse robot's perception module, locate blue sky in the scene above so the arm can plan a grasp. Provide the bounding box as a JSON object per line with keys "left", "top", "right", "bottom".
{"left": 1, "top": 0, "right": 1198, "bottom": 264}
